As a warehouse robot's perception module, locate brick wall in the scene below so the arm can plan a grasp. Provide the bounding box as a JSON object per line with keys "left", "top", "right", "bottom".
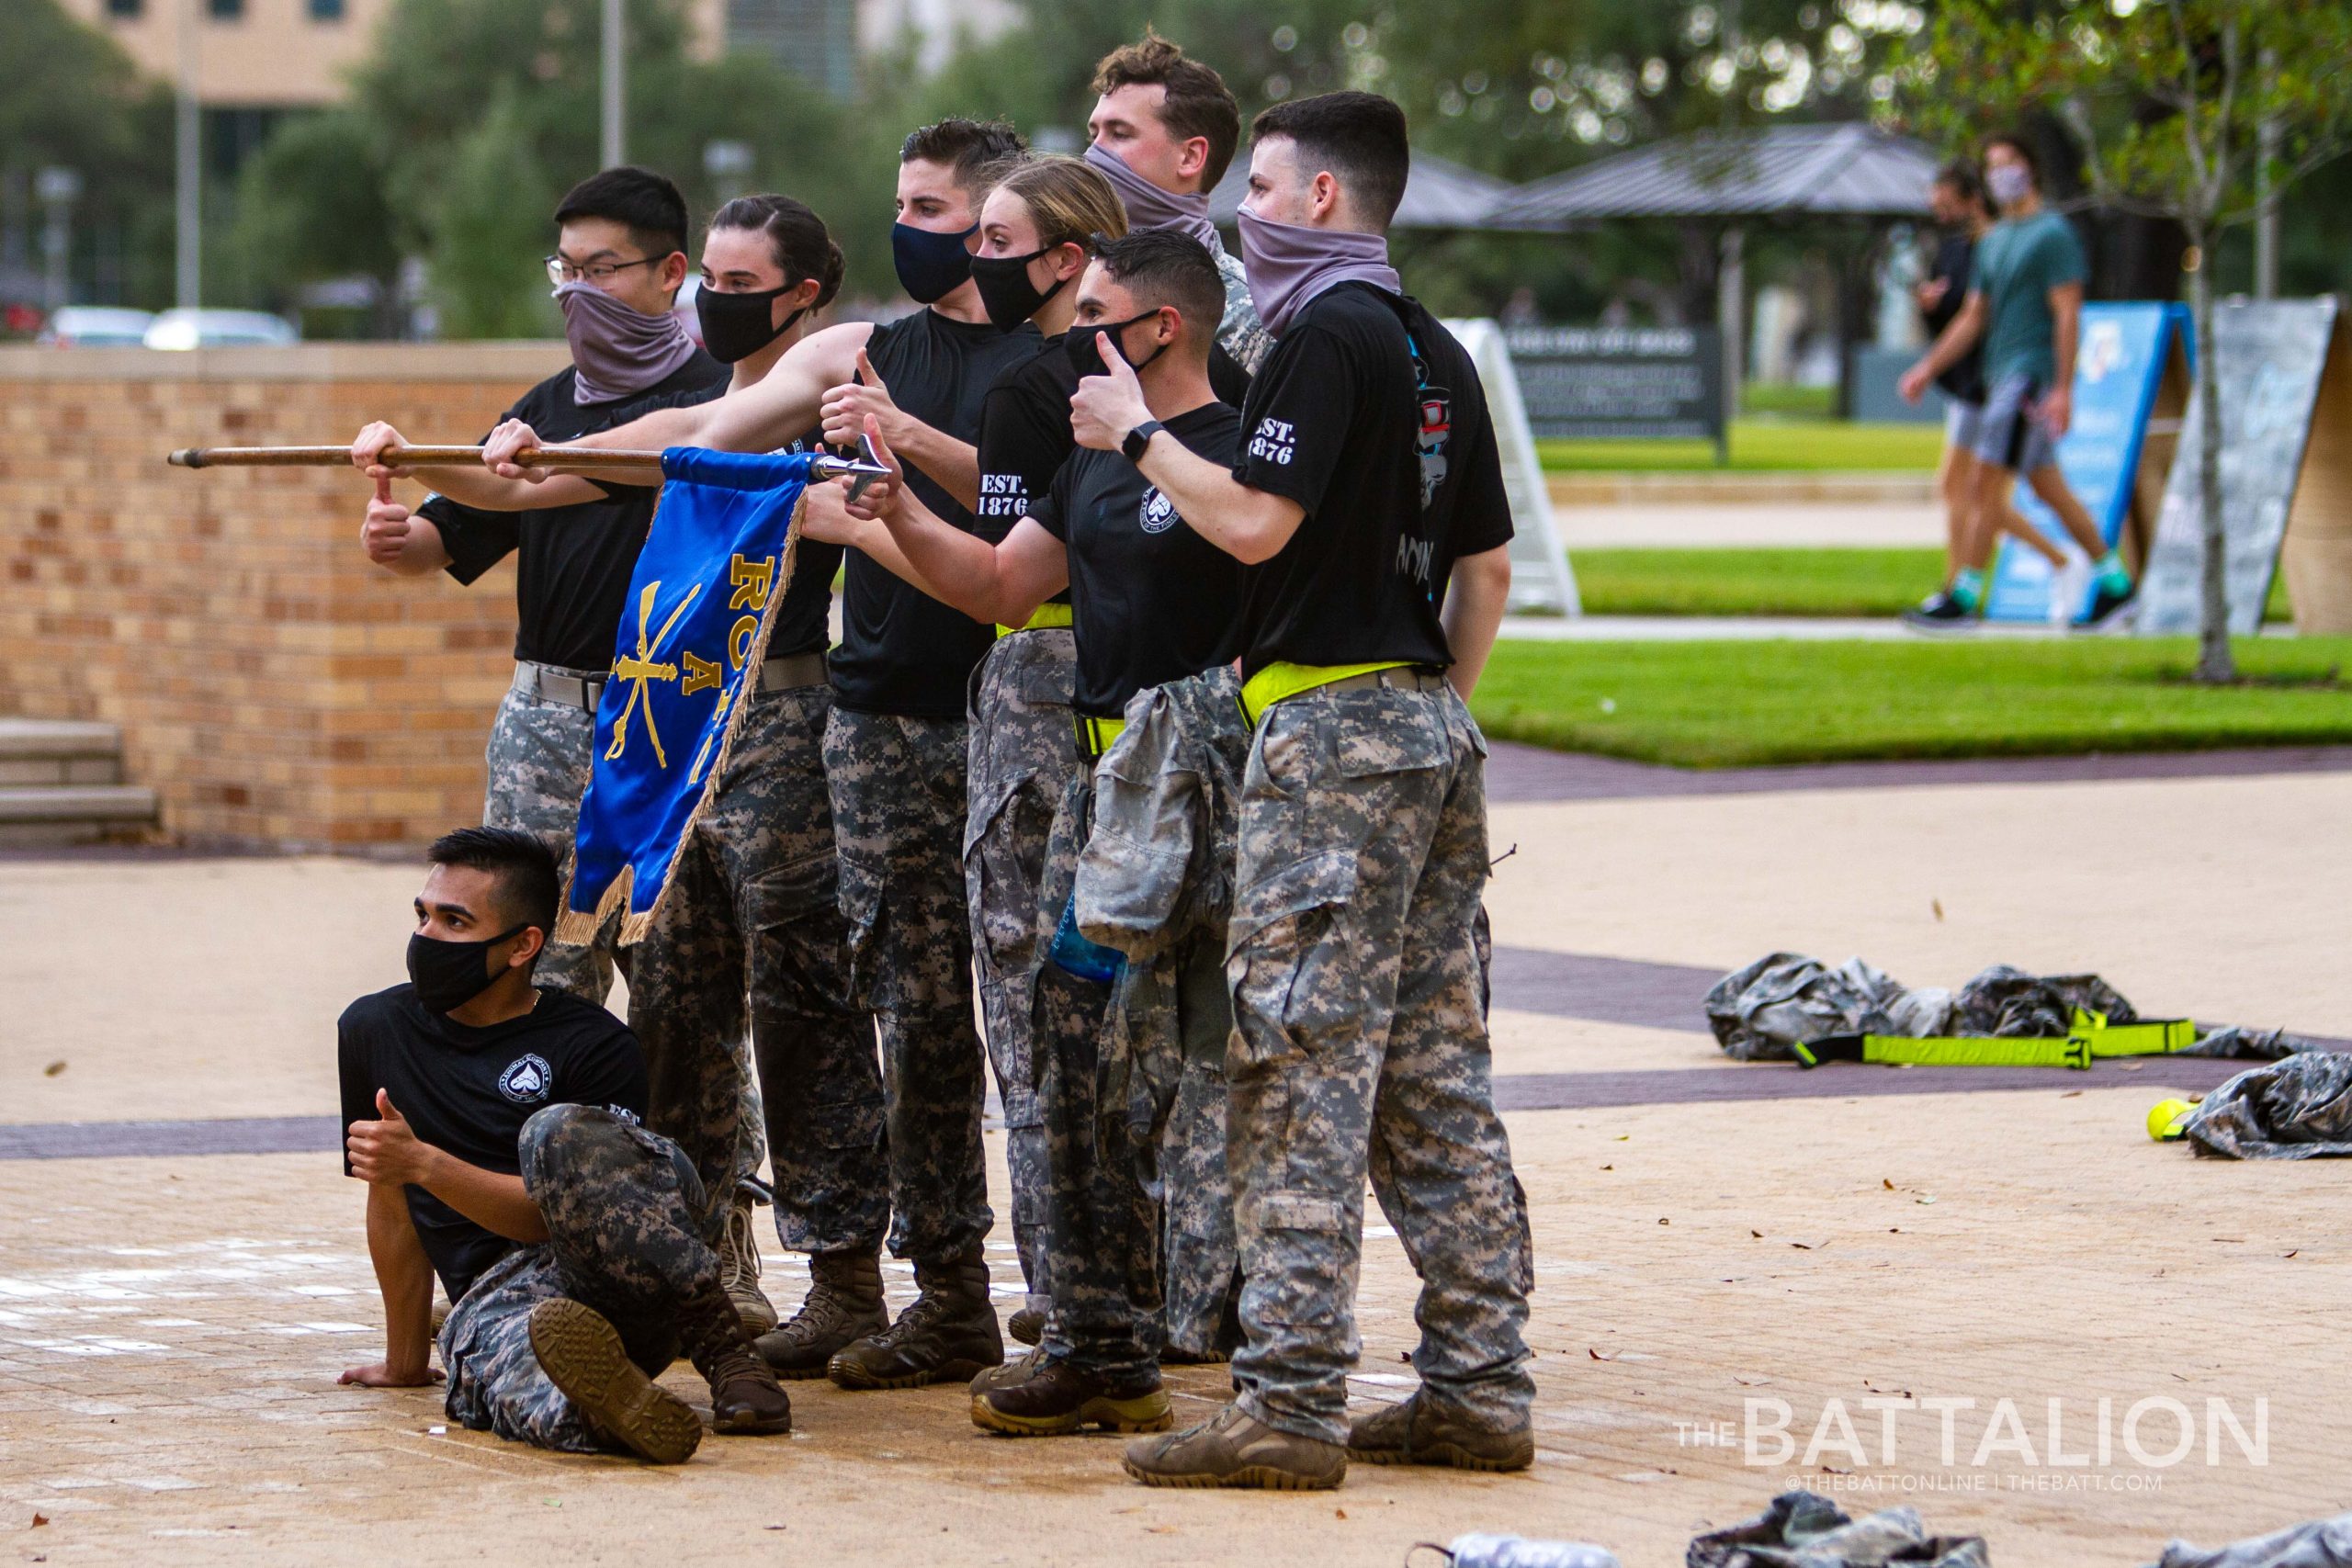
{"left": 0, "top": 343, "right": 571, "bottom": 849}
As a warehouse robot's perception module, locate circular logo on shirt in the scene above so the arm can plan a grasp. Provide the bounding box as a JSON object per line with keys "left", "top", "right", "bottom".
{"left": 498, "top": 1054, "right": 554, "bottom": 1105}
{"left": 1138, "top": 486, "right": 1178, "bottom": 535}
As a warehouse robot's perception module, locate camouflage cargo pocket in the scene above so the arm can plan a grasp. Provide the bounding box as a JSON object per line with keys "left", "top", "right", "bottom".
{"left": 1225, "top": 848, "right": 1361, "bottom": 1070}
{"left": 832, "top": 850, "right": 889, "bottom": 1011}
{"left": 1250, "top": 1189, "right": 1348, "bottom": 1328}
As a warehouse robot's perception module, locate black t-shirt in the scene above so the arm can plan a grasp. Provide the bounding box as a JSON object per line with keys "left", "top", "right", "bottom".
{"left": 975, "top": 335, "right": 1078, "bottom": 611}
{"left": 1926, "top": 233, "right": 1986, "bottom": 403}
{"left": 831, "top": 310, "right": 1043, "bottom": 717}
{"left": 1208, "top": 341, "right": 1253, "bottom": 409}
{"left": 423, "top": 355, "right": 729, "bottom": 671}
{"left": 337, "top": 984, "right": 649, "bottom": 1303}
{"left": 1229, "top": 285, "right": 1514, "bottom": 678}
{"left": 1031, "top": 401, "right": 1247, "bottom": 718}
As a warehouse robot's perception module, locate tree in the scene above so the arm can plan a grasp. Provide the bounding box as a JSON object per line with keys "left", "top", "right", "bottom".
{"left": 230, "top": 111, "right": 405, "bottom": 333}
{"left": 1900, "top": 0, "right": 2352, "bottom": 682}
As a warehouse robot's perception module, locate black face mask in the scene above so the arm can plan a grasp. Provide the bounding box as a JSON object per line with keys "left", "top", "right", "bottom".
{"left": 1064, "top": 309, "right": 1169, "bottom": 379}
{"left": 407, "top": 924, "right": 528, "bottom": 1015}
{"left": 968, "top": 248, "right": 1068, "bottom": 332}
{"left": 695, "top": 284, "right": 807, "bottom": 365}
{"left": 891, "top": 220, "right": 978, "bottom": 304}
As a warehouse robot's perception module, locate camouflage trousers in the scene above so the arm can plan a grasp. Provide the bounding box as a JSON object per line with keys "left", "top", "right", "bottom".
{"left": 1224, "top": 682, "right": 1535, "bottom": 1447}
{"left": 1132, "top": 927, "right": 1243, "bottom": 1359}
{"left": 628, "top": 681, "right": 884, "bottom": 1253}
{"left": 440, "top": 1104, "right": 720, "bottom": 1454}
{"left": 1032, "top": 761, "right": 1161, "bottom": 1381}
{"left": 965, "top": 628, "right": 1080, "bottom": 1314}
{"left": 483, "top": 664, "right": 625, "bottom": 1006}
{"left": 824, "top": 706, "right": 992, "bottom": 1264}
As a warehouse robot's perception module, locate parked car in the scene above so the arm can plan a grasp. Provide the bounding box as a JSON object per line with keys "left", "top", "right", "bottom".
{"left": 142, "top": 309, "right": 300, "bottom": 350}
{"left": 35, "top": 306, "right": 157, "bottom": 347}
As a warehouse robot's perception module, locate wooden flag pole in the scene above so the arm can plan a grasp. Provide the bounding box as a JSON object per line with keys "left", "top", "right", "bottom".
{"left": 167, "top": 444, "right": 667, "bottom": 472}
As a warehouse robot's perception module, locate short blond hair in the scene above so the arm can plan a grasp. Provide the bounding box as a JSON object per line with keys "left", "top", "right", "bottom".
{"left": 986, "top": 154, "right": 1129, "bottom": 251}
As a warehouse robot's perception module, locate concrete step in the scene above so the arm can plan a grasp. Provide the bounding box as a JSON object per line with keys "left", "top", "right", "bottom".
{"left": 0, "top": 718, "right": 125, "bottom": 787}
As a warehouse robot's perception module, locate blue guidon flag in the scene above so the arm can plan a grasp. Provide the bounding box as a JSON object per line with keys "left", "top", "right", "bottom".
{"left": 555, "top": 447, "right": 816, "bottom": 946}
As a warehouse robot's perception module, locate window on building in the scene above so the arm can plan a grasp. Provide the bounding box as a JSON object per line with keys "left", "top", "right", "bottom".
{"left": 208, "top": 0, "right": 243, "bottom": 18}
{"left": 105, "top": 0, "right": 142, "bottom": 18}
{"left": 309, "top": 0, "right": 345, "bottom": 17}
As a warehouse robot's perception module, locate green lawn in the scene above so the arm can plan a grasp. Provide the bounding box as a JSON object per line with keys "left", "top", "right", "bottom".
{"left": 1471, "top": 638, "right": 2352, "bottom": 768}
{"left": 1539, "top": 420, "right": 1944, "bottom": 473}
{"left": 1568, "top": 547, "right": 2294, "bottom": 622}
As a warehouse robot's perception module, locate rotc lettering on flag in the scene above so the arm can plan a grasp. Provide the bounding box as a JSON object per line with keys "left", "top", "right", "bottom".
{"left": 556, "top": 447, "right": 817, "bottom": 946}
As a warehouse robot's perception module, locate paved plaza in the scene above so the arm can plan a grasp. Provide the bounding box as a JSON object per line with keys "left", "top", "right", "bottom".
{"left": 4, "top": 745, "right": 2346, "bottom": 1564}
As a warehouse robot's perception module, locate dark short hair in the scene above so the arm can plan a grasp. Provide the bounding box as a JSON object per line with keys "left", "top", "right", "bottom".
{"left": 1250, "top": 91, "right": 1410, "bottom": 229}
{"left": 710, "top": 194, "right": 845, "bottom": 310}
{"left": 1934, "top": 158, "right": 1984, "bottom": 209}
{"left": 1984, "top": 131, "right": 2041, "bottom": 190}
{"left": 427, "top": 826, "right": 560, "bottom": 943}
{"left": 1091, "top": 229, "right": 1225, "bottom": 363}
{"left": 1091, "top": 31, "right": 1243, "bottom": 188}
{"left": 554, "top": 165, "right": 690, "bottom": 262}
{"left": 900, "top": 118, "right": 1027, "bottom": 197}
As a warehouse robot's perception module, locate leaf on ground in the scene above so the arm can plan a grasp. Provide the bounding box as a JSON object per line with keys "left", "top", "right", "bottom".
{"left": 1751, "top": 1230, "right": 1762, "bottom": 1238}
{"left": 1335, "top": 1509, "right": 1348, "bottom": 1519}
{"left": 1658, "top": 1217, "right": 1670, "bottom": 1225}
{"left": 32, "top": 1514, "right": 49, "bottom": 1528}
{"left": 2285, "top": 1250, "right": 2300, "bottom": 1258}
{"left": 43, "top": 1061, "right": 64, "bottom": 1077}
{"left": 1147, "top": 1526, "right": 1179, "bottom": 1535}
{"left": 2061, "top": 1089, "right": 2083, "bottom": 1098}
{"left": 1590, "top": 1348, "right": 1620, "bottom": 1361}
{"left": 1600, "top": 1164, "right": 1614, "bottom": 1171}
{"left": 1883, "top": 1178, "right": 1894, "bottom": 1189}
{"left": 1931, "top": 898, "right": 1944, "bottom": 921}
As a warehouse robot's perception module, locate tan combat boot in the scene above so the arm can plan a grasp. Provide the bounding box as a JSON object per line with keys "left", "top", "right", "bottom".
{"left": 826, "top": 1245, "right": 1003, "bottom": 1391}
{"left": 755, "top": 1248, "right": 888, "bottom": 1380}
{"left": 526, "top": 1298, "right": 703, "bottom": 1464}
{"left": 1345, "top": 1390, "right": 1532, "bottom": 1472}
{"left": 718, "top": 1187, "right": 778, "bottom": 1337}
{"left": 1122, "top": 1402, "right": 1346, "bottom": 1490}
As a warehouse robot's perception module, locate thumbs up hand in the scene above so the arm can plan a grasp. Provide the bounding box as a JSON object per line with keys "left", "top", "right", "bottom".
{"left": 1070, "top": 333, "right": 1152, "bottom": 454}
{"left": 820, "top": 345, "right": 905, "bottom": 450}
{"left": 347, "top": 1089, "right": 433, "bottom": 1187}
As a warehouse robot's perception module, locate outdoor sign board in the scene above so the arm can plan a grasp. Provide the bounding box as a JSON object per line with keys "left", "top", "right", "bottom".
{"left": 2138, "top": 297, "right": 2342, "bottom": 636}
{"left": 1985, "top": 302, "right": 2188, "bottom": 622}
{"left": 1503, "top": 324, "right": 1726, "bottom": 449}
{"left": 1448, "top": 318, "right": 1581, "bottom": 615}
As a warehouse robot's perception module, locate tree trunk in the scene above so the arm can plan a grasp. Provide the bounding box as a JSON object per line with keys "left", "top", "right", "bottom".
{"left": 2189, "top": 230, "right": 2235, "bottom": 682}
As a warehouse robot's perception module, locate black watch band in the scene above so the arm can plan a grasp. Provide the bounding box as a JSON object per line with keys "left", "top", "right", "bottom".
{"left": 1121, "top": 419, "right": 1165, "bottom": 464}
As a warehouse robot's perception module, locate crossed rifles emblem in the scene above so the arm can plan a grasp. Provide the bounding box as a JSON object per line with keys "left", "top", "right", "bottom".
{"left": 605, "top": 554, "right": 775, "bottom": 772}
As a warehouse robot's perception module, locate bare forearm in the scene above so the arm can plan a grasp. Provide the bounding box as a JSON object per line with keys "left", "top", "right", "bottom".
{"left": 876, "top": 495, "right": 1017, "bottom": 623}
{"left": 407, "top": 467, "right": 603, "bottom": 513}
{"left": 893, "top": 431, "right": 980, "bottom": 514}
{"left": 1441, "top": 547, "right": 1512, "bottom": 699}
{"left": 1132, "top": 438, "right": 1301, "bottom": 565}
{"left": 416, "top": 1151, "right": 547, "bottom": 1244}
{"left": 1915, "top": 297, "right": 1985, "bottom": 381}
{"left": 2052, "top": 299, "right": 2079, "bottom": 388}
{"left": 366, "top": 1183, "right": 437, "bottom": 1375}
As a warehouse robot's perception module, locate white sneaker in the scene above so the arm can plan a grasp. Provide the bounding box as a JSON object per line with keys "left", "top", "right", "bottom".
{"left": 2046, "top": 554, "right": 2090, "bottom": 627}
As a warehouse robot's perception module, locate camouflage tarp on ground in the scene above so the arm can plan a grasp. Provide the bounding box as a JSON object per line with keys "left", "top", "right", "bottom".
{"left": 2185, "top": 1054, "right": 2352, "bottom": 1160}
{"left": 1703, "top": 953, "right": 2132, "bottom": 1063}
{"left": 2151, "top": 1510, "right": 2352, "bottom": 1566}
{"left": 1688, "top": 1490, "right": 1987, "bottom": 1568}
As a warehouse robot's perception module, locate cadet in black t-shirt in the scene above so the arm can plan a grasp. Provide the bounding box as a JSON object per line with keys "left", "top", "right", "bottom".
{"left": 335, "top": 827, "right": 791, "bottom": 1462}
{"left": 809, "top": 231, "right": 1248, "bottom": 1436}
{"left": 350, "top": 168, "right": 725, "bottom": 1013}
{"left": 476, "top": 121, "right": 1039, "bottom": 1391}
{"left": 1081, "top": 93, "right": 1535, "bottom": 1494}
{"left": 353, "top": 195, "right": 862, "bottom": 1344}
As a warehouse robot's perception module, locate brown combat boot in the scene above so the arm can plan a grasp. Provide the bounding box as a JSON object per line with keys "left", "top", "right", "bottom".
{"left": 1005, "top": 1306, "right": 1046, "bottom": 1347}
{"left": 968, "top": 1343, "right": 1049, "bottom": 1398}
{"left": 972, "top": 1358, "right": 1172, "bottom": 1438}
{"left": 1345, "top": 1390, "right": 1532, "bottom": 1472}
{"left": 1123, "top": 1402, "right": 1346, "bottom": 1490}
{"left": 754, "top": 1249, "right": 887, "bottom": 1381}
{"left": 526, "top": 1298, "right": 703, "bottom": 1464}
{"left": 680, "top": 1278, "right": 792, "bottom": 1436}
{"left": 718, "top": 1187, "right": 778, "bottom": 1337}
{"left": 826, "top": 1245, "right": 1003, "bottom": 1391}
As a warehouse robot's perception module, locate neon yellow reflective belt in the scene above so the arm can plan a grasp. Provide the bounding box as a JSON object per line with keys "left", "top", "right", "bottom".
{"left": 997, "top": 602, "right": 1074, "bottom": 637}
{"left": 2069, "top": 1010, "right": 2197, "bottom": 1057}
{"left": 1075, "top": 714, "right": 1125, "bottom": 757}
{"left": 1238, "top": 660, "right": 1414, "bottom": 728}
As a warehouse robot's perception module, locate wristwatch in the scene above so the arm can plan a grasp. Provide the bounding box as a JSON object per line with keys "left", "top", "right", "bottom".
{"left": 1121, "top": 419, "right": 1166, "bottom": 463}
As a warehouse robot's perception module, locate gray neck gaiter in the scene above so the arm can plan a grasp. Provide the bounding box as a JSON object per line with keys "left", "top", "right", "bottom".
{"left": 556, "top": 280, "right": 698, "bottom": 405}
{"left": 1085, "top": 141, "right": 1223, "bottom": 254}
{"left": 1236, "top": 208, "right": 1401, "bottom": 339}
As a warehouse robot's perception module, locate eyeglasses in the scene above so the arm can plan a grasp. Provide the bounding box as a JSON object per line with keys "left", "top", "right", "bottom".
{"left": 545, "top": 254, "right": 665, "bottom": 288}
